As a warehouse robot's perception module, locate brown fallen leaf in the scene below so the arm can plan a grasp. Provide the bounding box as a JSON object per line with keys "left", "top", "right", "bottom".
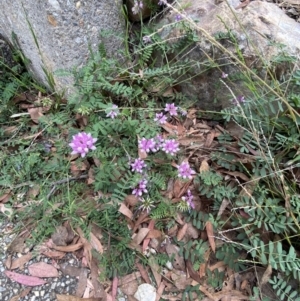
{"left": 5, "top": 255, "right": 12, "bottom": 269}
{"left": 0, "top": 190, "right": 12, "bottom": 203}
{"left": 218, "top": 169, "right": 250, "bottom": 182}
{"left": 124, "top": 194, "right": 139, "bottom": 207}
{"left": 133, "top": 211, "right": 150, "bottom": 232}
{"left": 165, "top": 244, "right": 185, "bottom": 270}
{"left": 119, "top": 203, "right": 133, "bottom": 220}
{"left": 51, "top": 226, "right": 69, "bottom": 246}
{"left": 56, "top": 295, "right": 103, "bottom": 301}
{"left": 90, "top": 232, "right": 104, "bottom": 254}
{"left": 199, "top": 160, "right": 210, "bottom": 173}
{"left": 111, "top": 276, "right": 118, "bottom": 301}
{"left": 119, "top": 279, "right": 138, "bottom": 296}
{"left": 42, "top": 250, "right": 66, "bottom": 259}
{"left": 171, "top": 271, "right": 192, "bottom": 290}
{"left": 186, "top": 260, "right": 201, "bottom": 284}
{"left": 60, "top": 263, "right": 87, "bottom": 277}
{"left": 77, "top": 227, "right": 92, "bottom": 268}
{"left": 177, "top": 223, "right": 188, "bottom": 241}
{"left": 148, "top": 256, "right": 162, "bottom": 287}
{"left": 76, "top": 268, "right": 88, "bottom": 297}
{"left": 29, "top": 262, "right": 59, "bottom": 278}
{"left": 217, "top": 199, "right": 230, "bottom": 217}
{"left": 28, "top": 107, "right": 44, "bottom": 123}
{"left": 155, "top": 281, "right": 165, "bottom": 301}
{"left": 91, "top": 256, "right": 107, "bottom": 299}
{"left": 132, "top": 228, "right": 150, "bottom": 246}
{"left": 136, "top": 262, "right": 151, "bottom": 284}
{"left": 161, "top": 122, "right": 178, "bottom": 134}
{"left": 204, "top": 130, "right": 216, "bottom": 148}
{"left": 47, "top": 14, "right": 57, "bottom": 26}
{"left": 143, "top": 220, "right": 155, "bottom": 252}
{"left": 7, "top": 237, "right": 26, "bottom": 254}
{"left": 51, "top": 242, "right": 83, "bottom": 252}
{"left": 145, "top": 229, "right": 162, "bottom": 240}
{"left": 206, "top": 221, "right": 216, "bottom": 253}
{"left": 5, "top": 271, "right": 47, "bottom": 286}
{"left": 10, "top": 253, "right": 32, "bottom": 270}
{"left": 119, "top": 272, "right": 141, "bottom": 286}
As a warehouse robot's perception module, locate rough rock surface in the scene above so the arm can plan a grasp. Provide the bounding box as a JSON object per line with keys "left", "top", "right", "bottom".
{"left": 134, "top": 283, "right": 156, "bottom": 301}
{"left": 159, "top": 0, "right": 300, "bottom": 110}
{"left": 0, "top": 0, "right": 125, "bottom": 94}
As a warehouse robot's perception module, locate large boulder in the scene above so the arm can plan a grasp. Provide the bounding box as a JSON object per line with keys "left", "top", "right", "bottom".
{"left": 0, "top": 0, "right": 125, "bottom": 94}
{"left": 158, "top": 0, "right": 300, "bottom": 110}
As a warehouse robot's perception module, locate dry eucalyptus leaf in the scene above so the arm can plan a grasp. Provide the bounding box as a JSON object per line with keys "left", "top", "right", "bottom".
{"left": 11, "top": 253, "right": 32, "bottom": 270}
{"left": 7, "top": 237, "right": 26, "bottom": 254}
{"left": 186, "top": 223, "right": 199, "bottom": 239}
{"left": 177, "top": 224, "right": 188, "bottom": 241}
{"left": 148, "top": 256, "right": 162, "bottom": 287}
{"left": 199, "top": 160, "right": 209, "bottom": 173}
{"left": 125, "top": 194, "right": 139, "bottom": 206}
{"left": 119, "top": 203, "right": 133, "bottom": 220}
{"left": 56, "top": 295, "right": 103, "bottom": 301}
{"left": 132, "top": 228, "right": 150, "bottom": 245}
{"left": 42, "top": 250, "right": 65, "bottom": 259}
{"left": 165, "top": 244, "right": 185, "bottom": 271}
{"left": 171, "top": 271, "right": 192, "bottom": 290}
{"left": 206, "top": 221, "right": 216, "bottom": 253}
{"left": 76, "top": 268, "right": 88, "bottom": 297}
{"left": 60, "top": 263, "right": 86, "bottom": 277}
{"left": 28, "top": 107, "right": 44, "bottom": 123}
{"left": 51, "top": 226, "right": 69, "bottom": 246}
{"left": 5, "top": 271, "right": 47, "bottom": 286}
{"left": 29, "top": 262, "right": 59, "bottom": 278}
{"left": 90, "top": 232, "right": 104, "bottom": 254}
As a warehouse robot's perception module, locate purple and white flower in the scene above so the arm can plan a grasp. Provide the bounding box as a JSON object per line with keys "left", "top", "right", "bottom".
{"left": 175, "top": 15, "right": 182, "bottom": 22}
{"left": 165, "top": 103, "right": 178, "bottom": 116}
{"left": 232, "top": 95, "right": 246, "bottom": 105}
{"left": 162, "top": 139, "right": 179, "bottom": 156}
{"left": 69, "top": 132, "right": 97, "bottom": 158}
{"left": 178, "top": 162, "right": 196, "bottom": 179}
{"left": 106, "top": 104, "right": 119, "bottom": 119}
{"left": 139, "top": 138, "right": 157, "bottom": 153}
{"left": 154, "top": 112, "right": 167, "bottom": 125}
{"left": 143, "top": 36, "right": 152, "bottom": 44}
{"left": 182, "top": 189, "right": 195, "bottom": 209}
{"left": 154, "top": 134, "right": 165, "bottom": 150}
{"left": 132, "top": 0, "right": 143, "bottom": 14}
{"left": 132, "top": 179, "right": 148, "bottom": 196}
{"left": 131, "top": 158, "right": 147, "bottom": 173}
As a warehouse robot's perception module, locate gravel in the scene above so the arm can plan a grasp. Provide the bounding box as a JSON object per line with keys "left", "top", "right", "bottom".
{"left": 0, "top": 219, "right": 79, "bottom": 301}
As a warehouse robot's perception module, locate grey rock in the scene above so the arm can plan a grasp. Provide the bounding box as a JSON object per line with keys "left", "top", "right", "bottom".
{"left": 0, "top": 0, "right": 125, "bottom": 95}
{"left": 134, "top": 283, "right": 156, "bottom": 301}
{"left": 158, "top": 0, "right": 300, "bottom": 110}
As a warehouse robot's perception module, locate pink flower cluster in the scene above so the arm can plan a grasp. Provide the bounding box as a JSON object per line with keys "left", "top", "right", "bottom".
{"left": 177, "top": 162, "right": 196, "bottom": 179}
{"left": 132, "top": 179, "right": 148, "bottom": 196}
{"left": 182, "top": 189, "right": 195, "bottom": 209}
{"left": 139, "top": 135, "right": 179, "bottom": 156}
{"left": 69, "top": 132, "right": 97, "bottom": 158}
{"left": 154, "top": 103, "right": 187, "bottom": 126}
